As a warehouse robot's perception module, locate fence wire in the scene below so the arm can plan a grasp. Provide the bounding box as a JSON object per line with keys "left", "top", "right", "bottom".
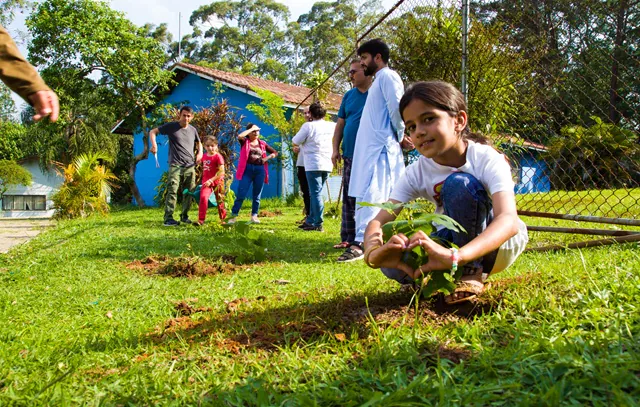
{"left": 312, "top": 0, "right": 640, "bottom": 221}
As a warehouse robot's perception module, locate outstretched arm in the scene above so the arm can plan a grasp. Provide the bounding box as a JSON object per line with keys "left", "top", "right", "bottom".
{"left": 0, "top": 26, "right": 58, "bottom": 122}
{"left": 363, "top": 200, "right": 415, "bottom": 276}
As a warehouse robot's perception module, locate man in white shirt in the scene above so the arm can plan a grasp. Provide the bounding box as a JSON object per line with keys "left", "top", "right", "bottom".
{"left": 349, "top": 38, "right": 413, "bottom": 258}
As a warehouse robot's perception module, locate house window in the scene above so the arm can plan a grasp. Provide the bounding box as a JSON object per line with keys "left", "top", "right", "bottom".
{"left": 2, "top": 195, "right": 47, "bottom": 211}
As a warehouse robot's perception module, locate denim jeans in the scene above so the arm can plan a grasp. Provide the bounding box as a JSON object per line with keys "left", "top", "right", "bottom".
{"left": 305, "top": 170, "right": 329, "bottom": 227}
{"left": 381, "top": 172, "right": 499, "bottom": 284}
{"left": 231, "top": 164, "right": 266, "bottom": 216}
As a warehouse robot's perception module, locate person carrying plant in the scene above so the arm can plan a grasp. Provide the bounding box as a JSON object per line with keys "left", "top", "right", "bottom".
{"left": 149, "top": 106, "right": 202, "bottom": 226}
{"left": 228, "top": 123, "right": 278, "bottom": 224}
{"left": 195, "top": 136, "right": 227, "bottom": 225}
{"left": 363, "top": 81, "right": 529, "bottom": 304}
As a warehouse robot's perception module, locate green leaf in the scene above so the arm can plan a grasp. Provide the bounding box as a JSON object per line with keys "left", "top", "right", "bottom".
{"left": 359, "top": 201, "right": 404, "bottom": 214}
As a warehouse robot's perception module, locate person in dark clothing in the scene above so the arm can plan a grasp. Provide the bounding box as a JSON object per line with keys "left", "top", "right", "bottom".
{"left": 149, "top": 106, "right": 202, "bottom": 226}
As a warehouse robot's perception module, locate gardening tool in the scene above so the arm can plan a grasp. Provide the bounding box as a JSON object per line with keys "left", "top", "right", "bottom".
{"left": 182, "top": 185, "right": 218, "bottom": 208}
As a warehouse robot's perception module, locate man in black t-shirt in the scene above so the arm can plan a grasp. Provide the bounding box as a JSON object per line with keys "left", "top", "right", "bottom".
{"left": 150, "top": 106, "right": 203, "bottom": 226}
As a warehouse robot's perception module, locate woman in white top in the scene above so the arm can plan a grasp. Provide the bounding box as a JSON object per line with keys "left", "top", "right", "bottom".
{"left": 363, "top": 81, "right": 528, "bottom": 304}
{"left": 292, "top": 101, "right": 336, "bottom": 231}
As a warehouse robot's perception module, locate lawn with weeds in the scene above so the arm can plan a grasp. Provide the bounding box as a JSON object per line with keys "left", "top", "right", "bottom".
{"left": 0, "top": 196, "right": 639, "bottom": 405}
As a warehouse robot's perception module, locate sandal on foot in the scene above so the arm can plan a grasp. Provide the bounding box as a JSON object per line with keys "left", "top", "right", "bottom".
{"left": 444, "top": 280, "right": 485, "bottom": 305}
{"left": 333, "top": 241, "right": 350, "bottom": 249}
{"left": 337, "top": 247, "right": 364, "bottom": 263}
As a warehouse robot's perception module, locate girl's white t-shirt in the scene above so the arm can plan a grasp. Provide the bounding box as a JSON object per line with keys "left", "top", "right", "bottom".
{"left": 390, "top": 140, "right": 528, "bottom": 274}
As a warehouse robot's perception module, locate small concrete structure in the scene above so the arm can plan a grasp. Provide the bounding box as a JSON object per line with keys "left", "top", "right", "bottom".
{"left": 1, "top": 158, "right": 63, "bottom": 218}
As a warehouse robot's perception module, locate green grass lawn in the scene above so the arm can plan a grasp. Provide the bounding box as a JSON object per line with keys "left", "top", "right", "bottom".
{"left": 0, "top": 198, "right": 639, "bottom": 405}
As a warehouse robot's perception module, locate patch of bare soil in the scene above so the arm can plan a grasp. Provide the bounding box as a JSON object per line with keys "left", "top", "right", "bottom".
{"left": 174, "top": 300, "right": 212, "bottom": 316}
{"left": 126, "top": 255, "right": 244, "bottom": 277}
{"left": 436, "top": 343, "right": 472, "bottom": 363}
{"left": 147, "top": 289, "right": 499, "bottom": 354}
{"left": 258, "top": 209, "right": 283, "bottom": 217}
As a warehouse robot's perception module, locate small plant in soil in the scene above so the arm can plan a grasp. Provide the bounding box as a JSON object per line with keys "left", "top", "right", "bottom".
{"left": 220, "top": 221, "right": 267, "bottom": 263}
{"left": 360, "top": 200, "right": 466, "bottom": 297}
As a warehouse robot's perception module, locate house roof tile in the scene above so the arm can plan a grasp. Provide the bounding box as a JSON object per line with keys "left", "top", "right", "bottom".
{"left": 174, "top": 62, "right": 343, "bottom": 111}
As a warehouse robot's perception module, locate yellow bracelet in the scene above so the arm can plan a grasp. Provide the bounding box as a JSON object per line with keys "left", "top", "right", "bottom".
{"left": 363, "top": 243, "right": 383, "bottom": 268}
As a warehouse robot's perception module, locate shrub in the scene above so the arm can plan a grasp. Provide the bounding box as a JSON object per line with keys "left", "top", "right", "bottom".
{"left": 52, "top": 153, "right": 117, "bottom": 219}
{"left": 545, "top": 117, "right": 640, "bottom": 190}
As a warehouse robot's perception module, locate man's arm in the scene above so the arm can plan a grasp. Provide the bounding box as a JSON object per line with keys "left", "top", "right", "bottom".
{"left": 332, "top": 118, "right": 345, "bottom": 167}
{"left": 0, "top": 25, "right": 59, "bottom": 122}
{"left": 195, "top": 141, "right": 203, "bottom": 163}
{"left": 291, "top": 122, "right": 309, "bottom": 146}
{"left": 381, "top": 72, "right": 406, "bottom": 142}
{"left": 149, "top": 128, "right": 160, "bottom": 153}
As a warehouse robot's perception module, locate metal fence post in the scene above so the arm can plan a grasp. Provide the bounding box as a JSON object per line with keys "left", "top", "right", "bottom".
{"left": 461, "top": 0, "right": 469, "bottom": 104}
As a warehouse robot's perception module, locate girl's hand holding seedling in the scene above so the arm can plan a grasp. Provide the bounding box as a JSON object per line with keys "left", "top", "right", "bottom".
{"left": 406, "top": 231, "right": 457, "bottom": 280}
{"left": 366, "top": 233, "right": 415, "bottom": 277}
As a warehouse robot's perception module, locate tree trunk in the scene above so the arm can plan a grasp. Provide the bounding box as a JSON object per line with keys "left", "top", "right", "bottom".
{"left": 128, "top": 107, "right": 150, "bottom": 207}
{"left": 608, "top": 0, "right": 627, "bottom": 124}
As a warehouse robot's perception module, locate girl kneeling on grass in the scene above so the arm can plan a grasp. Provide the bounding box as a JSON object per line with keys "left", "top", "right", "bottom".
{"left": 363, "top": 81, "right": 529, "bottom": 304}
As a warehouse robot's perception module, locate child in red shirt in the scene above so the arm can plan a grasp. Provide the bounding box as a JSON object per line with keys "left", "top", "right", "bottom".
{"left": 198, "top": 136, "right": 227, "bottom": 224}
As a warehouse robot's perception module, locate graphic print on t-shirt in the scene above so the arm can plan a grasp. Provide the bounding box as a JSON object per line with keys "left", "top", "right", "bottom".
{"left": 433, "top": 180, "right": 444, "bottom": 207}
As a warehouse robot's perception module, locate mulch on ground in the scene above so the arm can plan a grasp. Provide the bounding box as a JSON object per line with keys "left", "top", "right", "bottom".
{"left": 125, "top": 255, "right": 245, "bottom": 277}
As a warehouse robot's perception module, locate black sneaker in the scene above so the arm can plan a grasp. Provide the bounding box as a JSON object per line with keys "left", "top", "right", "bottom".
{"left": 302, "top": 224, "right": 324, "bottom": 232}
{"left": 180, "top": 218, "right": 192, "bottom": 225}
{"left": 163, "top": 219, "right": 179, "bottom": 227}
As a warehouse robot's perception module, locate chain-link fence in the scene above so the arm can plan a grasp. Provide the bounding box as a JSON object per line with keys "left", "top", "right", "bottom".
{"left": 305, "top": 0, "right": 640, "bottom": 237}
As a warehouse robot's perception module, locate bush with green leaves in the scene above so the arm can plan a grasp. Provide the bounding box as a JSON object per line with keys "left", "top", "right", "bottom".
{"left": 545, "top": 117, "right": 640, "bottom": 190}
{"left": 52, "top": 153, "right": 117, "bottom": 219}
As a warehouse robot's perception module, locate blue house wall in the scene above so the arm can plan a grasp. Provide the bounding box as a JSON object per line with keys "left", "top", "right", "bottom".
{"left": 513, "top": 151, "right": 551, "bottom": 194}
{"left": 133, "top": 73, "right": 294, "bottom": 206}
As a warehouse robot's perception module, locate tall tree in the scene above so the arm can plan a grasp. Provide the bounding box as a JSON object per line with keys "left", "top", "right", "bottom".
{"left": 0, "top": 0, "right": 30, "bottom": 25}
{"left": 189, "top": 0, "right": 291, "bottom": 81}
{"left": 293, "top": 0, "right": 382, "bottom": 90}
{"left": 26, "top": 0, "right": 173, "bottom": 207}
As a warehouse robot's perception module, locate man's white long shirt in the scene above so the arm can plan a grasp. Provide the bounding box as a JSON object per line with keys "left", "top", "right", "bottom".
{"left": 348, "top": 67, "right": 406, "bottom": 199}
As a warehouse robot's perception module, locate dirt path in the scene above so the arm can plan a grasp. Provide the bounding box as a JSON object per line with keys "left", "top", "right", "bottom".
{"left": 0, "top": 219, "right": 54, "bottom": 254}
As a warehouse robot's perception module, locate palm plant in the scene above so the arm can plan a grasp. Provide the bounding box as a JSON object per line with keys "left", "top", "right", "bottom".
{"left": 52, "top": 152, "right": 117, "bottom": 219}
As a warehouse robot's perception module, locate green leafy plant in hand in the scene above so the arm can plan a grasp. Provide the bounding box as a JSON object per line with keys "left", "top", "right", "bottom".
{"left": 361, "top": 201, "right": 466, "bottom": 297}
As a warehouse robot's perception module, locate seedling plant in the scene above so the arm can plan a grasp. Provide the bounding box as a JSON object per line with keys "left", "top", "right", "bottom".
{"left": 361, "top": 201, "right": 466, "bottom": 298}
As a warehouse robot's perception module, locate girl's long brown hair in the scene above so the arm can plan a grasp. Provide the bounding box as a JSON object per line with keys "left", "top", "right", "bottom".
{"left": 399, "top": 81, "right": 490, "bottom": 145}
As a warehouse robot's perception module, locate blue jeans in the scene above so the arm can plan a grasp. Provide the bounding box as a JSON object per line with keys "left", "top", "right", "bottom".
{"left": 306, "top": 170, "right": 329, "bottom": 227}
{"left": 232, "top": 164, "right": 266, "bottom": 216}
{"left": 382, "top": 172, "right": 498, "bottom": 284}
